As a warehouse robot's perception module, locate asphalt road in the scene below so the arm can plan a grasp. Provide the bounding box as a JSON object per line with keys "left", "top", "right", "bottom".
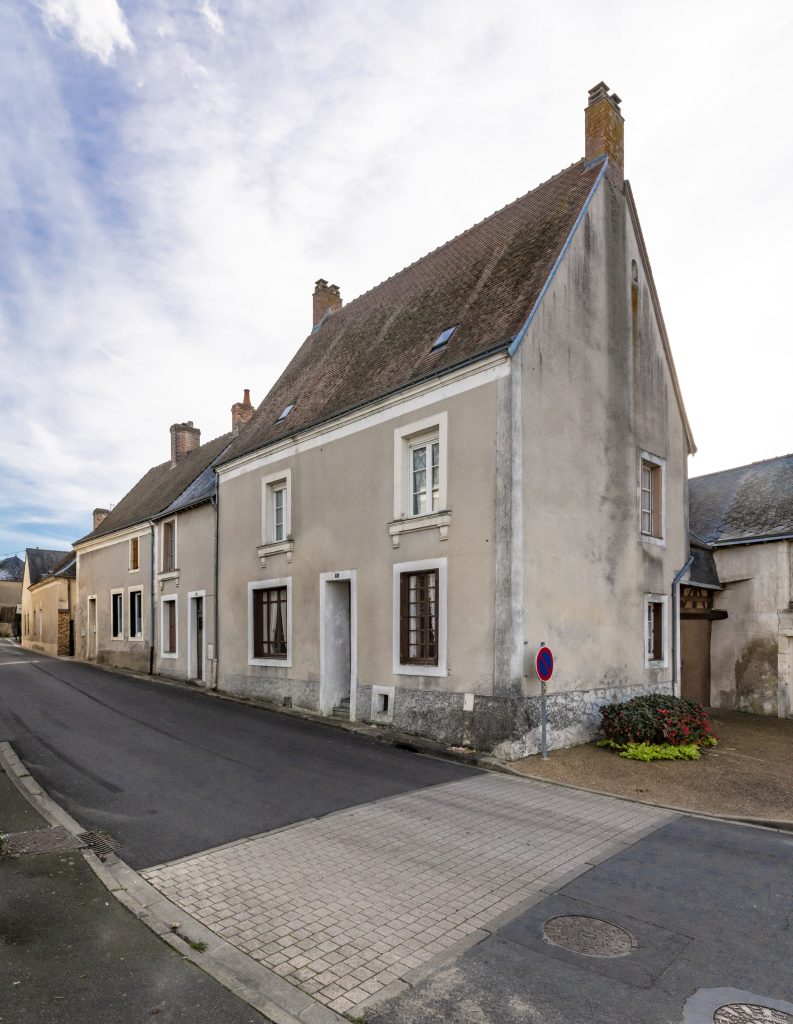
{"left": 0, "top": 642, "right": 473, "bottom": 869}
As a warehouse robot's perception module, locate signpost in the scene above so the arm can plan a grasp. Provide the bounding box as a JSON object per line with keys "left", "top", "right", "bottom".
{"left": 535, "top": 644, "right": 554, "bottom": 759}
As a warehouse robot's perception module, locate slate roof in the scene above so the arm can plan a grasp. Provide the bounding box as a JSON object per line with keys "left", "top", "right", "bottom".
{"left": 219, "top": 158, "right": 605, "bottom": 467}
{"left": 156, "top": 463, "right": 217, "bottom": 520}
{"left": 689, "top": 453, "right": 793, "bottom": 546}
{"left": 0, "top": 555, "right": 24, "bottom": 582}
{"left": 25, "top": 549, "right": 72, "bottom": 586}
{"left": 28, "top": 551, "right": 77, "bottom": 587}
{"left": 688, "top": 535, "right": 721, "bottom": 589}
{"left": 75, "top": 432, "right": 234, "bottom": 545}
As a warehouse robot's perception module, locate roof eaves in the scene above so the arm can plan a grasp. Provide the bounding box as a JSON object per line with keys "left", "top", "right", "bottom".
{"left": 713, "top": 531, "right": 793, "bottom": 548}
{"left": 508, "top": 155, "right": 609, "bottom": 358}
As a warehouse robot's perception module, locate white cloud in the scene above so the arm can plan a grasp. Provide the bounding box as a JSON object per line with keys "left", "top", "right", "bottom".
{"left": 198, "top": 0, "right": 224, "bottom": 35}
{"left": 35, "top": 0, "right": 134, "bottom": 63}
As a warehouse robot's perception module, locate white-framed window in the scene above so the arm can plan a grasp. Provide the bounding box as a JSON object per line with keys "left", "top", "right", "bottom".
{"left": 392, "top": 557, "right": 447, "bottom": 677}
{"left": 129, "top": 588, "right": 143, "bottom": 640}
{"left": 248, "top": 577, "right": 292, "bottom": 667}
{"left": 638, "top": 451, "right": 665, "bottom": 544}
{"left": 129, "top": 536, "right": 140, "bottom": 572}
{"left": 161, "top": 519, "right": 177, "bottom": 571}
{"left": 261, "top": 469, "right": 292, "bottom": 546}
{"left": 394, "top": 412, "right": 448, "bottom": 520}
{"left": 161, "top": 595, "right": 177, "bottom": 657}
{"left": 644, "top": 594, "right": 668, "bottom": 668}
{"left": 111, "top": 589, "right": 124, "bottom": 639}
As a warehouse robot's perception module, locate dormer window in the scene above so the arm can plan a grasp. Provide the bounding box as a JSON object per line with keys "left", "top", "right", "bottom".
{"left": 277, "top": 404, "right": 294, "bottom": 422}
{"left": 431, "top": 326, "right": 458, "bottom": 351}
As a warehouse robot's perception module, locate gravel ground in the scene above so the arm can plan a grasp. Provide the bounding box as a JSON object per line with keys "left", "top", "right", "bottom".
{"left": 511, "top": 709, "right": 793, "bottom": 822}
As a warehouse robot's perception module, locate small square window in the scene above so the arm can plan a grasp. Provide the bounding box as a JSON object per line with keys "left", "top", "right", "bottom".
{"left": 277, "top": 404, "right": 294, "bottom": 422}
{"left": 431, "top": 325, "right": 458, "bottom": 351}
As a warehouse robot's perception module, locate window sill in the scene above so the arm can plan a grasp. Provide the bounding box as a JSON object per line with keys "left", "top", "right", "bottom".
{"left": 249, "top": 655, "right": 292, "bottom": 668}
{"left": 640, "top": 533, "right": 666, "bottom": 548}
{"left": 388, "top": 511, "right": 450, "bottom": 548}
{"left": 160, "top": 652, "right": 178, "bottom": 659}
{"left": 159, "top": 570, "right": 180, "bottom": 588}
{"left": 257, "top": 539, "right": 294, "bottom": 568}
{"left": 128, "top": 567, "right": 141, "bottom": 574}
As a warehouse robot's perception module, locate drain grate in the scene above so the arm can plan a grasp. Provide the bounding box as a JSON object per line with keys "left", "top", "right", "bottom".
{"left": 543, "top": 915, "right": 636, "bottom": 958}
{"left": 1, "top": 826, "right": 85, "bottom": 857}
{"left": 714, "top": 1007, "right": 793, "bottom": 1024}
{"left": 77, "top": 829, "right": 120, "bottom": 861}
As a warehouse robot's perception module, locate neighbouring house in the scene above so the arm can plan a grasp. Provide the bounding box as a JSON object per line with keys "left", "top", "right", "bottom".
{"left": 21, "top": 549, "right": 77, "bottom": 655}
{"left": 0, "top": 555, "right": 24, "bottom": 638}
{"left": 211, "top": 83, "right": 695, "bottom": 757}
{"left": 684, "top": 453, "right": 793, "bottom": 718}
{"left": 73, "top": 399, "right": 247, "bottom": 677}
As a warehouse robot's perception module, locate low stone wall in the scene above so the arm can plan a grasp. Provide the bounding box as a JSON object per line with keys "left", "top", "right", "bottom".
{"left": 219, "top": 674, "right": 320, "bottom": 712}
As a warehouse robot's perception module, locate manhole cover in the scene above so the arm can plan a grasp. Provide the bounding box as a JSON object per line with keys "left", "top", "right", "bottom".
{"left": 1, "top": 826, "right": 85, "bottom": 857}
{"left": 714, "top": 1007, "right": 793, "bottom": 1024}
{"left": 542, "top": 915, "right": 635, "bottom": 958}
{"left": 78, "top": 830, "right": 120, "bottom": 861}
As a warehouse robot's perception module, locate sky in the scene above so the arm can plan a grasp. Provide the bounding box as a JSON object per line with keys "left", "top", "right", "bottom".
{"left": 1, "top": 0, "right": 792, "bottom": 557}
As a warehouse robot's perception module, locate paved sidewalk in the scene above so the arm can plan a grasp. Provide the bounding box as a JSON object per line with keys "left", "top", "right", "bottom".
{"left": 0, "top": 772, "right": 266, "bottom": 1024}
{"left": 144, "top": 773, "right": 674, "bottom": 1017}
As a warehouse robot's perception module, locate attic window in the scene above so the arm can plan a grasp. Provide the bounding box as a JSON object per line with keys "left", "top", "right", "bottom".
{"left": 277, "top": 404, "right": 294, "bottom": 422}
{"left": 431, "top": 326, "right": 458, "bottom": 351}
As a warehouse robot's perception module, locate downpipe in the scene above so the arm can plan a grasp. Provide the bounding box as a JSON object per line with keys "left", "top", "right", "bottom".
{"left": 671, "top": 554, "right": 694, "bottom": 698}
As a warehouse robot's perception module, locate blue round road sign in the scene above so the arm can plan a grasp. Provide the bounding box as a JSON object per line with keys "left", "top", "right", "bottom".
{"left": 536, "top": 645, "right": 554, "bottom": 683}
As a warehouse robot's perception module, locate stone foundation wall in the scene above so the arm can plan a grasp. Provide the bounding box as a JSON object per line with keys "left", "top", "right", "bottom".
{"left": 219, "top": 674, "right": 320, "bottom": 712}
{"left": 95, "top": 648, "right": 151, "bottom": 673}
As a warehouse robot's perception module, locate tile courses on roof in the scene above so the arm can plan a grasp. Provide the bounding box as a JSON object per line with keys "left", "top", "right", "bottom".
{"left": 689, "top": 452, "right": 793, "bottom": 547}
{"left": 218, "top": 158, "right": 605, "bottom": 468}
{"left": 688, "top": 534, "right": 721, "bottom": 590}
{"left": 25, "top": 548, "right": 73, "bottom": 586}
{"left": 0, "top": 555, "right": 24, "bottom": 582}
{"left": 74, "top": 431, "right": 235, "bottom": 546}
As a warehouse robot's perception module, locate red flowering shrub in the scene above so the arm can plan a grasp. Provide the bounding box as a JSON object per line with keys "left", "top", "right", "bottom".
{"left": 599, "top": 693, "right": 715, "bottom": 747}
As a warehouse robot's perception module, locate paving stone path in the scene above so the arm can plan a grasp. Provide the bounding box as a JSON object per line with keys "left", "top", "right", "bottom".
{"left": 143, "top": 774, "right": 673, "bottom": 1016}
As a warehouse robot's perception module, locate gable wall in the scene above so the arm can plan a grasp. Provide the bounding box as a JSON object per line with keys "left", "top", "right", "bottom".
{"left": 22, "top": 576, "right": 75, "bottom": 655}
{"left": 0, "top": 579, "right": 22, "bottom": 636}
{"left": 503, "top": 178, "right": 689, "bottom": 754}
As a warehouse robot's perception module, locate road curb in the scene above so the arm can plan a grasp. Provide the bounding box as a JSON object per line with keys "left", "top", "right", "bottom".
{"left": 0, "top": 741, "right": 346, "bottom": 1024}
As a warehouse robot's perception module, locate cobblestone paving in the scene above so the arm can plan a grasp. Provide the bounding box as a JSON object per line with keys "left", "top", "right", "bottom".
{"left": 143, "top": 774, "right": 673, "bottom": 1016}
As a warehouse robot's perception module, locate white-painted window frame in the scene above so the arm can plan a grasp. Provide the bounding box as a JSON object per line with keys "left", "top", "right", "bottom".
{"left": 129, "top": 536, "right": 141, "bottom": 573}
{"left": 392, "top": 557, "right": 447, "bottom": 677}
{"left": 248, "top": 577, "right": 292, "bottom": 668}
{"left": 161, "top": 594, "right": 178, "bottom": 659}
{"left": 161, "top": 518, "right": 178, "bottom": 572}
{"left": 638, "top": 449, "right": 666, "bottom": 546}
{"left": 394, "top": 413, "right": 448, "bottom": 520}
{"left": 110, "top": 588, "right": 124, "bottom": 640}
{"left": 261, "top": 469, "right": 292, "bottom": 545}
{"left": 128, "top": 586, "right": 144, "bottom": 641}
{"left": 644, "top": 593, "right": 669, "bottom": 668}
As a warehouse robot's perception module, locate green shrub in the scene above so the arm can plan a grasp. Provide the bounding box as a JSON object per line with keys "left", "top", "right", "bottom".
{"left": 596, "top": 740, "right": 702, "bottom": 761}
{"left": 599, "top": 693, "right": 715, "bottom": 748}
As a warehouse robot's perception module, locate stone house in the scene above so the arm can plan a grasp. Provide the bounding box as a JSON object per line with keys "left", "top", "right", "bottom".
{"left": 73, "top": 398, "right": 251, "bottom": 677}
{"left": 683, "top": 453, "right": 793, "bottom": 718}
{"left": 210, "top": 84, "right": 695, "bottom": 756}
{"left": 21, "top": 549, "right": 76, "bottom": 655}
{"left": 0, "top": 555, "right": 24, "bottom": 638}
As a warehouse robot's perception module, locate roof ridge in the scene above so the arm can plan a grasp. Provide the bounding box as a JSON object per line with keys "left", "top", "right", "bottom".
{"left": 690, "top": 451, "right": 793, "bottom": 482}
{"left": 313, "top": 158, "right": 588, "bottom": 329}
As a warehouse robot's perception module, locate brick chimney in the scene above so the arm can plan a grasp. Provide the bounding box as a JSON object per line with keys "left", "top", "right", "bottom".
{"left": 585, "top": 82, "right": 624, "bottom": 189}
{"left": 231, "top": 388, "right": 255, "bottom": 433}
{"left": 313, "top": 279, "right": 342, "bottom": 328}
{"left": 93, "top": 508, "right": 110, "bottom": 530}
{"left": 170, "top": 421, "right": 200, "bottom": 465}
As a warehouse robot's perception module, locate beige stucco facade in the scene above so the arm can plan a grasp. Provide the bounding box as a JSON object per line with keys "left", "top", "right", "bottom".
{"left": 215, "top": 176, "right": 692, "bottom": 756}
{"left": 709, "top": 540, "right": 793, "bottom": 718}
{"left": 0, "top": 579, "right": 21, "bottom": 637}
{"left": 21, "top": 567, "right": 77, "bottom": 657}
{"left": 75, "top": 527, "right": 153, "bottom": 671}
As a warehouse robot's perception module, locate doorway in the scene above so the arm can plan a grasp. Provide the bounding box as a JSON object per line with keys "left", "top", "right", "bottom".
{"left": 188, "top": 591, "right": 206, "bottom": 684}
{"left": 319, "top": 571, "right": 357, "bottom": 718}
{"left": 681, "top": 618, "right": 711, "bottom": 705}
{"left": 87, "top": 597, "right": 97, "bottom": 659}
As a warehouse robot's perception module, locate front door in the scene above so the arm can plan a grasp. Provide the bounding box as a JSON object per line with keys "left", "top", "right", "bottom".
{"left": 195, "top": 597, "right": 204, "bottom": 682}
{"left": 681, "top": 618, "right": 711, "bottom": 705}
{"left": 320, "top": 578, "right": 352, "bottom": 716}
{"left": 87, "top": 598, "right": 97, "bottom": 659}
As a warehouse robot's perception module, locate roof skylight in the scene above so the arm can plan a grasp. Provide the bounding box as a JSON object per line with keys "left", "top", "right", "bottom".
{"left": 431, "top": 325, "right": 458, "bottom": 351}
{"left": 277, "top": 403, "right": 294, "bottom": 421}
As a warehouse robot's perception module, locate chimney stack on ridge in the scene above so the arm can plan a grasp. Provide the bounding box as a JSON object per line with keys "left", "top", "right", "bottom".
{"left": 93, "top": 508, "right": 110, "bottom": 530}
{"left": 231, "top": 388, "right": 255, "bottom": 433}
{"left": 170, "top": 421, "right": 201, "bottom": 466}
{"left": 585, "top": 82, "right": 624, "bottom": 189}
{"left": 313, "top": 279, "right": 342, "bottom": 328}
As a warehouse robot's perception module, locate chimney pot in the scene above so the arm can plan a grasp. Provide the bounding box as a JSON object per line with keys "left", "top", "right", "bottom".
{"left": 231, "top": 388, "right": 255, "bottom": 433}
{"left": 170, "top": 421, "right": 201, "bottom": 465}
{"left": 93, "top": 507, "right": 110, "bottom": 530}
{"left": 313, "top": 278, "right": 343, "bottom": 329}
{"left": 585, "top": 81, "right": 624, "bottom": 189}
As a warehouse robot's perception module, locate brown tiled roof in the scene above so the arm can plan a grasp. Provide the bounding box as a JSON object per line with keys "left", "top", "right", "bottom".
{"left": 75, "top": 432, "right": 234, "bottom": 545}
{"left": 219, "top": 159, "right": 604, "bottom": 466}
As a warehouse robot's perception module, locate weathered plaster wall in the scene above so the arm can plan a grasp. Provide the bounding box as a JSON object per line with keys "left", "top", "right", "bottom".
{"left": 21, "top": 577, "right": 75, "bottom": 656}
{"left": 710, "top": 540, "right": 792, "bottom": 717}
{"left": 75, "top": 530, "right": 153, "bottom": 672}
{"left": 0, "top": 579, "right": 21, "bottom": 636}
{"left": 155, "top": 503, "right": 217, "bottom": 685}
{"left": 217, "top": 379, "right": 501, "bottom": 717}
